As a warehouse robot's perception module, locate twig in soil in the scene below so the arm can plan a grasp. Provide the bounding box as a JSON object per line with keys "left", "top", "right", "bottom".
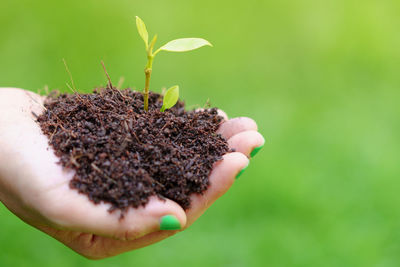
{"left": 66, "top": 83, "right": 77, "bottom": 94}
{"left": 62, "top": 59, "right": 78, "bottom": 93}
{"left": 70, "top": 156, "right": 81, "bottom": 168}
{"left": 132, "top": 131, "right": 142, "bottom": 144}
{"left": 101, "top": 60, "right": 113, "bottom": 89}
{"left": 150, "top": 177, "right": 165, "bottom": 188}
{"left": 62, "top": 58, "right": 85, "bottom": 103}
{"left": 49, "top": 126, "right": 58, "bottom": 143}
{"left": 100, "top": 61, "right": 126, "bottom": 100}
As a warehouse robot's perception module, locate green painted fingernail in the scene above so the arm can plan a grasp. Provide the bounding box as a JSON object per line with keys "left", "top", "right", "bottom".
{"left": 250, "top": 144, "right": 264, "bottom": 157}
{"left": 160, "top": 215, "right": 181, "bottom": 230}
{"left": 236, "top": 163, "right": 249, "bottom": 179}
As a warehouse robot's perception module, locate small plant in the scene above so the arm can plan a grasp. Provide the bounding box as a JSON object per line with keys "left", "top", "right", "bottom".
{"left": 135, "top": 16, "right": 212, "bottom": 112}
{"left": 160, "top": 85, "right": 179, "bottom": 112}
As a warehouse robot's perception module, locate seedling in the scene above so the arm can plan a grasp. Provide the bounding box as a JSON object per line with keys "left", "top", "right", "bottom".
{"left": 160, "top": 85, "right": 179, "bottom": 112}
{"left": 135, "top": 16, "right": 212, "bottom": 111}
{"left": 37, "top": 19, "right": 230, "bottom": 215}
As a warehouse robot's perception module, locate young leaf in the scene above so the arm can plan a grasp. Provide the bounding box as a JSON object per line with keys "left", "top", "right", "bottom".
{"left": 156, "top": 38, "right": 212, "bottom": 53}
{"left": 160, "top": 85, "right": 179, "bottom": 112}
{"left": 136, "top": 16, "right": 149, "bottom": 48}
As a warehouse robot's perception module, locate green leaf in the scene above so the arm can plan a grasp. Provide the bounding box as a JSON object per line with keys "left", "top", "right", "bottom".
{"left": 160, "top": 85, "right": 179, "bottom": 112}
{"left": 157, "top": 38, "right": 212, "bottom": 53}
{"left": 136, "top": 16, "right": 148, "bottom": 48}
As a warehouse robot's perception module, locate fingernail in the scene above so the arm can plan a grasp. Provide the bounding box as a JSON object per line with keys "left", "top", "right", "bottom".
{"left": 160, "top": 215, "right": 181, "bottom": 230}
{"left": 236, "top": 162, "right": 249, "bottom": 179}
{"left": 250, "top": 144, "right": 264, "bottom": 158}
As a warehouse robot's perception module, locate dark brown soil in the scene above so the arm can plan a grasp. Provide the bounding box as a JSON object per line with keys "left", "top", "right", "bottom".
{"left": 36, "top": 87, "right": 230, "bottom": 213}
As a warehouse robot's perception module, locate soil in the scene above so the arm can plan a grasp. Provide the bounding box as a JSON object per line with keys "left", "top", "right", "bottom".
{"left": 36, "top": 86, "right": 230, "bottom": 214}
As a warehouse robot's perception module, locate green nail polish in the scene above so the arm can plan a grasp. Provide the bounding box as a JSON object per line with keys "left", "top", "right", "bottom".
{"left": 160, "top": 215, "right": 181, "bottom": 230}
{"left": 250, "top": 144, "right": 264, "bottom": 157}
{"left": 236, "top": 163, "right": 249, "bottom": 179}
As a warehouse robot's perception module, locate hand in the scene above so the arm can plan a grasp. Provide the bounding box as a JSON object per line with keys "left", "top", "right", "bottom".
{"left": 0, "top": 88, "right": 264, "bottom": 259}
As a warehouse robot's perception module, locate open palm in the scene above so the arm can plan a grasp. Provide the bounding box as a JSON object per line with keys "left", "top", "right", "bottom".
{"left": 0, "top": 88, "right": 264, "bottom": 259}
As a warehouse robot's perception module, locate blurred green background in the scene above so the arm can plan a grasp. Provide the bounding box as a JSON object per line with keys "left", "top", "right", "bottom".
{"left": 1, "top": 0, "right": 400, "bottom": 266}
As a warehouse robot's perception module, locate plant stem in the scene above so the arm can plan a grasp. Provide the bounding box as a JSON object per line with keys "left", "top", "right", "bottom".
{"left": 144, "top": 55, "right": 154, "bottom": 111}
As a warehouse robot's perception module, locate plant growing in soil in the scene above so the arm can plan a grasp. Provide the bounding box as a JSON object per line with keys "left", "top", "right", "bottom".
{"left": 36, "top": 17, "right": 230, "bottom": 215}
{"left": 135, "top": 16, "right": 212, "bottom": 111}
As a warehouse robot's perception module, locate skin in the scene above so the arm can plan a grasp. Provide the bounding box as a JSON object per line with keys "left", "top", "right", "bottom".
{"left": 0, "top": 88, "right": 265, "bottom": 259}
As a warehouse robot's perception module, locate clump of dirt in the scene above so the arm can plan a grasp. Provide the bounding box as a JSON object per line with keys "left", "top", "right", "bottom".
{"left": 36, "top": 87, "right": 230, "bottom": 213}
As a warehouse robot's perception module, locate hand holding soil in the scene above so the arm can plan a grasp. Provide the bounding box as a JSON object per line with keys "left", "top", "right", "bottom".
{"left": 0, "top": 88, "right": 264, "bottom": 259}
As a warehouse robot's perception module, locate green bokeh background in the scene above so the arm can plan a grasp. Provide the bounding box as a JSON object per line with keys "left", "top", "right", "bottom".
{"left": 1, "top": 0, "right": 400, "bottom": 266}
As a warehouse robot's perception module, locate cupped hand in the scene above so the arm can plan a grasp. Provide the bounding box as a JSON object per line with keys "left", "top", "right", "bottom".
{"left": 0, "top": 88, "right": 264, "bottom": 259}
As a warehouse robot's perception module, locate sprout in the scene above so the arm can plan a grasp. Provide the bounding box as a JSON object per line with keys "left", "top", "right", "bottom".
{"left": 160, "top": 85, "right": 179, "bottom": 112}
{"left": 135, "top": 16, "right": 212, "bottom": 111}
